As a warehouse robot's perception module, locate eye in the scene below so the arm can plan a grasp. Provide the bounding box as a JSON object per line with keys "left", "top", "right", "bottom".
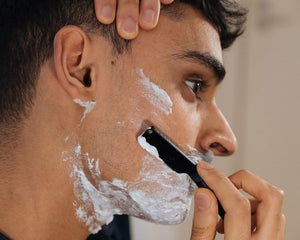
{"left": 185, "top": 79, "right": 209, "bottom": 100}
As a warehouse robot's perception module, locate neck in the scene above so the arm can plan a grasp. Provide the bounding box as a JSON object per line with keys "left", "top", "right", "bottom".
{"left": 0, "top": 117, "right": 88, "bottom": 239}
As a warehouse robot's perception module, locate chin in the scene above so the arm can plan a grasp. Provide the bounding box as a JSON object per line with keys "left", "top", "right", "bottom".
{"left": 127, "top": 177, "right": 194, "bottom": 225}
{"left": 131, "top": 196, "right": 192, "bottom": 225}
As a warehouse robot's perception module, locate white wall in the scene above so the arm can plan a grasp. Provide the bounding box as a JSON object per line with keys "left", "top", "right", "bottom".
{"left": 131, "top": 0, "right": 300, "bottom": 239}
{"left": 240, "top": 0, "right": 300, "bottom": 239}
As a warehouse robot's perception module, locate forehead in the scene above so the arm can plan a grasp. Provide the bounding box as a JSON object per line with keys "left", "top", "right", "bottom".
{"left": 134, "top": 4, "right": 223, "bottom": 64}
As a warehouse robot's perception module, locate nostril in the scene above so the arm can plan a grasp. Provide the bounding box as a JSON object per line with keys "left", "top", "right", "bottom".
{"left": 209, "top": 142, "right": 228, "bottom": 154}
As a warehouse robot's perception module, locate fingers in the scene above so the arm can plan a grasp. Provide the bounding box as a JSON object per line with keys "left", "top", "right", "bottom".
{"left": 229, "top": 170, "right": 285, "bottom": 239}
{"left": 94, "top": 0, "right": 117, "bottom": 24}
{"left": 95, "top": 0, "right": 174, "bottom": 40}
{"left": 116, "top": 0, "right": 140, "bottom": 39}
{"left": 216, "top": 198, "right": 258, "bottom": 234}
{"left": 197, "top": 161, "right": 285, "bottom": 240}
{"left": 197, "top": 161, "right": 252, "bottom": 240}
{"left": 139, "top": 0, "right": 174, "bottom": 30}
{"left": 191, "top": 188, "right": 218, "bottom": 240}
{"left": 229, "top": 170, "right": 284, "bottom": 214}
{"left": 139, "top": 0, "right": 160, "bottom": 30}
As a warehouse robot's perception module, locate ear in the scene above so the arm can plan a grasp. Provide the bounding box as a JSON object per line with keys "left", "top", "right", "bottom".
{"left": 53, "top": 26, "right": 95, "bottom": 100}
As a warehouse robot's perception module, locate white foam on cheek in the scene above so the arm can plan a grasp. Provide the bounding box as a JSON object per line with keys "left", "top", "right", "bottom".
{"left": 73, "top": 99, "right": 97, "bottom": 124}
{"left": 187, "top": 145, "right": 214, "bottom": 164}
{"left": 70, "top": 144, "right": 121, "bottom": 233}
{"left": 136, "top": 68, "right": 173, "bottom": 115}
{"left": 136, "top": 136, "right": 197, "bottom": 223}
{"left": 63, "top": 138, "right": 196, "bottom": 234}
{"left": 137, "top": 135, "right": 160, "bottom": 160}
{"left": 62, "top": 73, "right": 193, "bottom": 232}
{"left": 127, "top": 154, "right": 196, "bottom": 224}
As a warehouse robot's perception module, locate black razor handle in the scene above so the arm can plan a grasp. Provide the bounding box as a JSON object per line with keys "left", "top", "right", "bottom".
{"left": 142, "top": 126, "right": 225, "bottom": 219}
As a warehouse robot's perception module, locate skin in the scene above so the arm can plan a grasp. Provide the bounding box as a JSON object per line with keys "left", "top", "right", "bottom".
{"left": 94, "top": 0, "right": 174, "bottom": 39}
{"left": 0, "top": 3, "right": 285, "bottom": 240}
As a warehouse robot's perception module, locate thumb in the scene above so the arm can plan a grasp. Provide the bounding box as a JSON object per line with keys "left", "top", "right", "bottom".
{"left": 191, "top": 188, "right": 219, "bottom": 240}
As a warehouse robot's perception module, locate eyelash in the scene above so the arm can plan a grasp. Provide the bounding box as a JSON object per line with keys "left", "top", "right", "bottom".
{"left": 185, "top": 79, "right": 209, "bottom": 100}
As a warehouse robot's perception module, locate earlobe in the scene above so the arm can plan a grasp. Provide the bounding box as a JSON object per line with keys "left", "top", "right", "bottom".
{"left": 53, "top": 25, "right": 94, "bottom": 100}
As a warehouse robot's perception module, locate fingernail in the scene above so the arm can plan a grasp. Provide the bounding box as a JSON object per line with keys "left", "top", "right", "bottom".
{"left": 121, "top": 17, "right": 137, "bottom": 34}
{"left": 101, "top": 5, "right": 113, "bottom": 20}
{"left": 142, "top": 9, "right": 155, "bottom": 24}
{"left": 199, "top": 161, "right": 213, "bottom": 169}
{"left": 196, "top": 193, "right": 211, "bottom": 210}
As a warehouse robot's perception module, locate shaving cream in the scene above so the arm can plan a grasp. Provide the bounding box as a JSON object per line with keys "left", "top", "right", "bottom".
{"left": 64, "top": 69, "right": 196, "bottom": 233}
{"left": 73, "top": 99, "right": 96, "bottom": 124}
{"left": 63, "top": 141, "right": 196, "bottom": 234}
{"left": 137, "top": 68, "right": 173, "bottom": 115}
{"left": 187, "top": 145, "right": 214, "bottom": 165}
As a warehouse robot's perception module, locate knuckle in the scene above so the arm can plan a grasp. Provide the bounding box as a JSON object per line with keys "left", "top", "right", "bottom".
{"left": 236, "top": 169, "right": 252, "bottom": 177}
{"left": 281, "top": 214, "right": 286, "bottom": 226}
{"left": 230, "top": 169, "right": 252, "bottom": 182}
{"left": 237, "top": 169, "right": 248, "bottom": 174}
{"left": 191, "top": 225, "right": 214, "bottom": 239}
{"left": 116, "top": 0, "right": 139, "bottom": 13}
{"left": 142, "top": 0, "right": 158, "bottom": 6}
{"left": 265, "top": 185, "right": 285, "bottom": 206}
{"left": 201, "top": 168, "right": 231, "bottom": 190}
{"left": 276, "top": 188, "right": 285, "bottom": 202}
{"left": 210, "top": 170, "right": 228, "bottom": 187}
{"left": 213, "top": 169, "right": 224, "bottom": 181}
{"left": 233, "top": 195, "right": 251, "bottom": 216}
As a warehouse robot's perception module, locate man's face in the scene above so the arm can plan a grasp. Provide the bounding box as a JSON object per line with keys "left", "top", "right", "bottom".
{"left": 66, "top": 4, "right": 236, "bottom": 233}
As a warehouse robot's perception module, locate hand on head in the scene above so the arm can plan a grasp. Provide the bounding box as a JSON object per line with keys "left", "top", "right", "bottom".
{"left": 94, "top": 0, "right": 174, "bottom": 39}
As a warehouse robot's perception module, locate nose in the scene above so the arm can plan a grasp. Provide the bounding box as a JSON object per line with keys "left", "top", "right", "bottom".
{"left": 197, "top": 104, "right": 237, "bottom": 156}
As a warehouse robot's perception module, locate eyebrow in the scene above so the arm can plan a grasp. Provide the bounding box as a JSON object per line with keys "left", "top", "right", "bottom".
{"left": 172, "top": 51, "right": 226, "bottom": 84}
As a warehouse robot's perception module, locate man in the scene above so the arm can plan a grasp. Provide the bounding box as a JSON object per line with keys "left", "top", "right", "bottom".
{"left": 0, "top": 0, "right": 285, "bottom": 240}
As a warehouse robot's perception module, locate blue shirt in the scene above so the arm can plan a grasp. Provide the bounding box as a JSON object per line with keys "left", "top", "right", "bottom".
{"left": 0, "top": 233, "right": 9, "bottom": 240}
{"left": 0, "top": 215, "right": 130, "bottom": 240}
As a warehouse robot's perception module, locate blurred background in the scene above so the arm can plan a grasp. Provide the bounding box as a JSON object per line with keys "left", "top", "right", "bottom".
{"left": 130, "top": 0, "right": 300, "bottom": 239}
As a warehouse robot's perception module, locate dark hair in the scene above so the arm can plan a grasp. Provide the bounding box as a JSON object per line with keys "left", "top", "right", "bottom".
{"left": 180, "top": 0, "right": 247, "bottom": 49}
{"left": 0, "top": 0, "right": 247, "bottom": 129}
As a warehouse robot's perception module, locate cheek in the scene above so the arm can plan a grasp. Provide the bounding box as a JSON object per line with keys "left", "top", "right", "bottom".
{"left": 82, "top": 67, "right": 208, "bottom": 182}
{"left": 96, "top": 132, "right": 146, "bottom": 181}
{"left": 82, "top": 71, "right": 174, "bottom": 181}
{"left": 66, "top": 68, "right": 203, "bottom": 231}
{"left": 157, "top": 92, "right": 204, "bottom": 148}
